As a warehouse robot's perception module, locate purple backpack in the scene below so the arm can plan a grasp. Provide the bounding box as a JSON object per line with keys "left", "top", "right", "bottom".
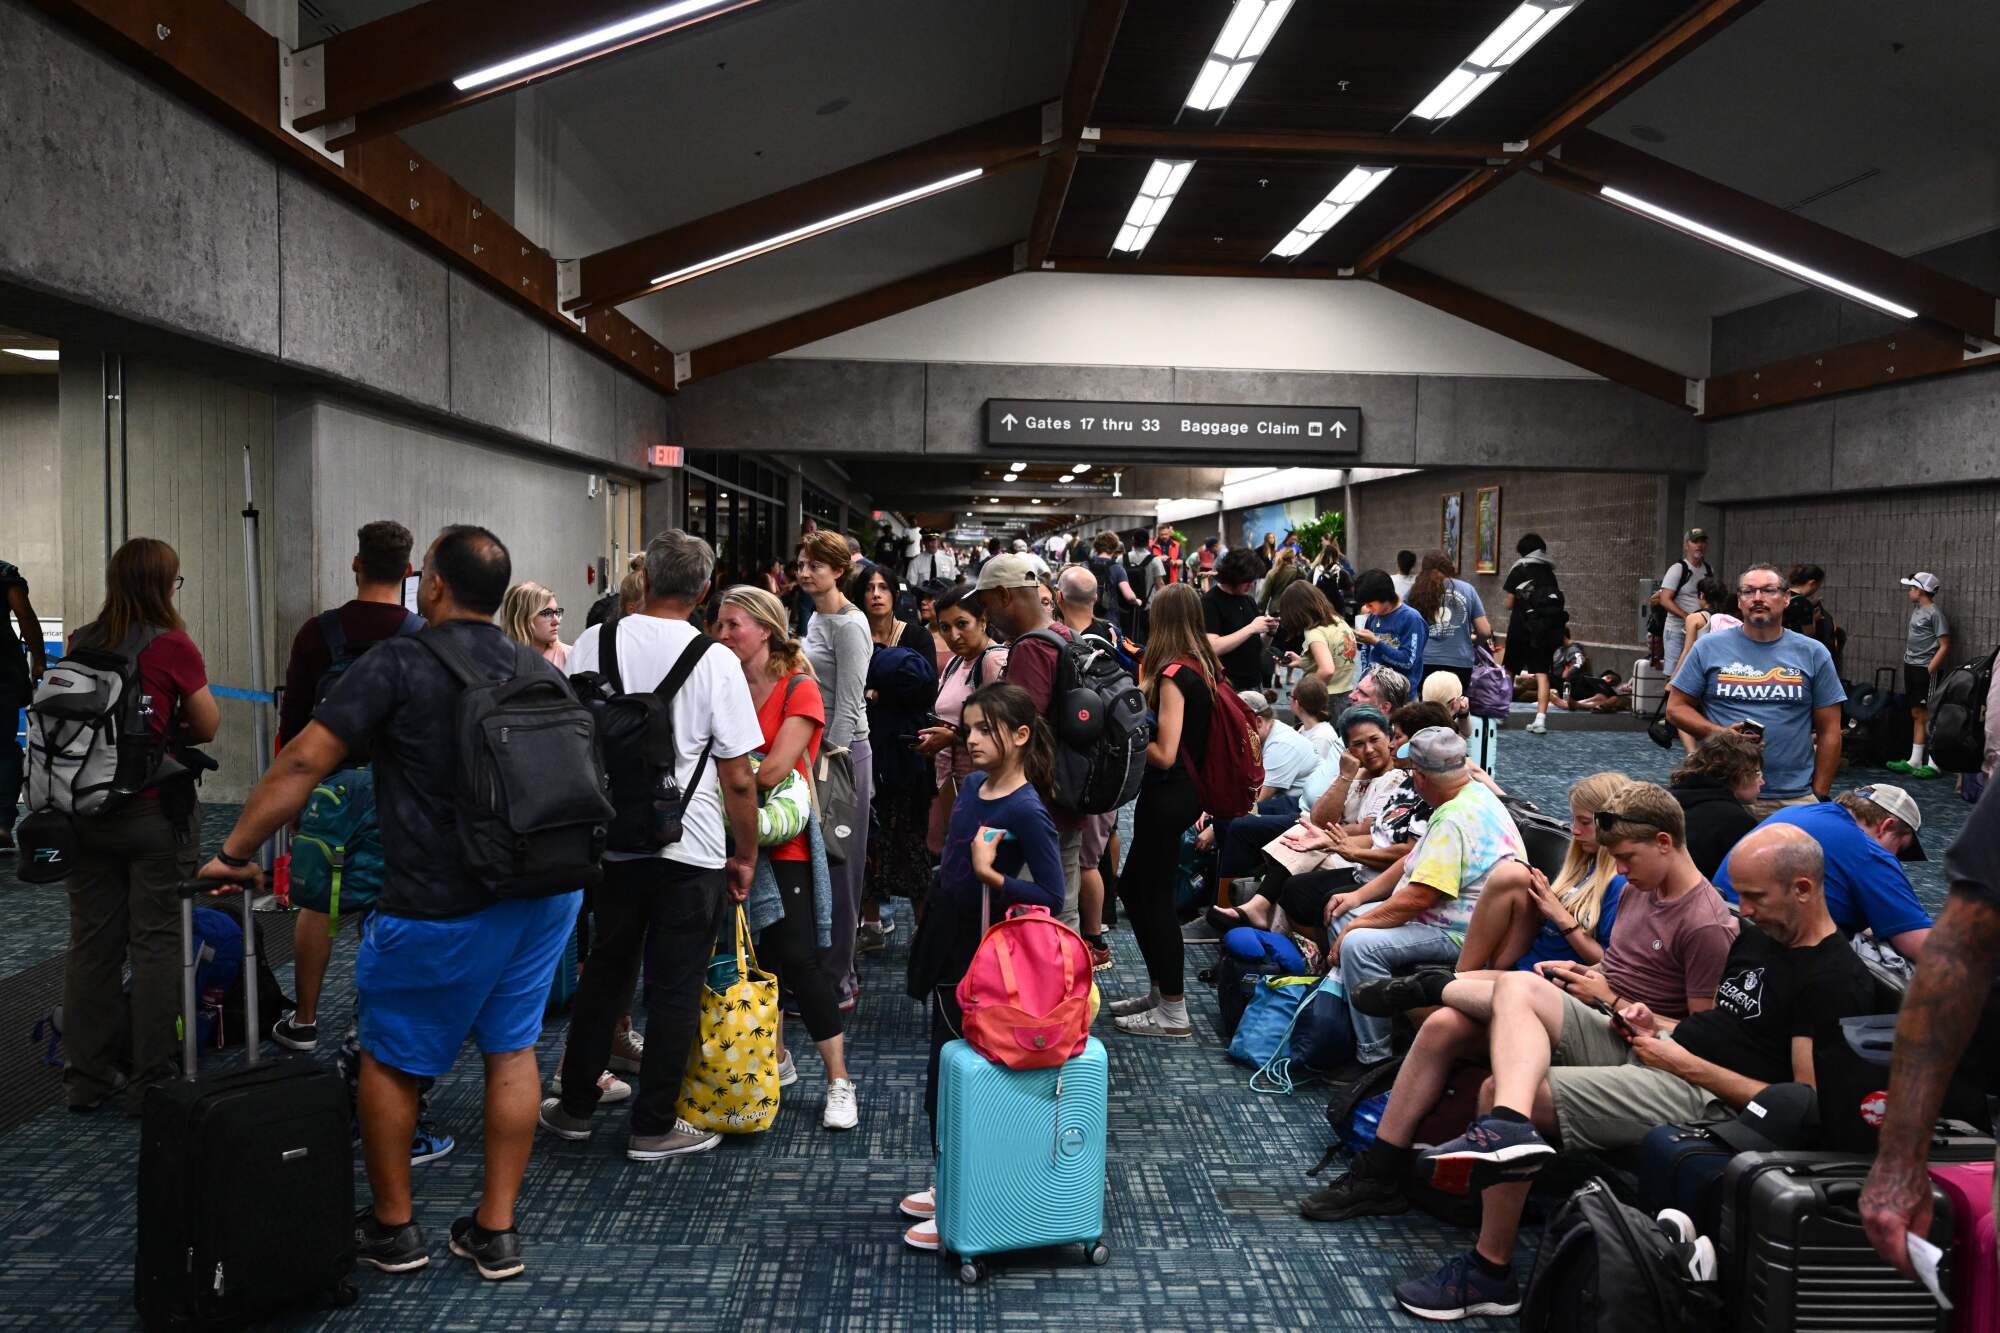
{"left": 1468, "top": 643, "right": 1512, "bottom": 719}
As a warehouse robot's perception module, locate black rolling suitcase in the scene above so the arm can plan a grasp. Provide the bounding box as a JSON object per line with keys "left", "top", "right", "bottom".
{"left": 135, "top": 880, "right": 356, "bottom": 1330}
{"left": 1718, "top": 1152, "right": 1953, "bottom": 1333}
{"left": 1638, "top": 1121, "right": 1738, "bottom": 1239}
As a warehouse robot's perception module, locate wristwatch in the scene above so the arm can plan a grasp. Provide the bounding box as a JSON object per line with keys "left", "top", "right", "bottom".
{"left": 216, "top": 848, "right": 253, "bottom": 869}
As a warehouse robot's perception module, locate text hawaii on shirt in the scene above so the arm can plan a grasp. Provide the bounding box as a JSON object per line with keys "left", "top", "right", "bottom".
{"left": 1671, "top": 627, "right": 1844, "bottom": 799}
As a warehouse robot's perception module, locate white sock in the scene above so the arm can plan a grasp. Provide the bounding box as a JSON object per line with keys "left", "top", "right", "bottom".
{"left": 1158, "top": 998, "right": 1189, "bottom": 1027}
{"left": 1909, "top": 744, "right": 1925, "bottom": 766}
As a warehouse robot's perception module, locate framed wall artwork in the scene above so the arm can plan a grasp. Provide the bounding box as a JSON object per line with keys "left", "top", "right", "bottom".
{"left": 1474, "top": 485, "right": 1501, "bottom": 574}
{"left": 1440, "top": 491, "right": 1463, "bottom": 570}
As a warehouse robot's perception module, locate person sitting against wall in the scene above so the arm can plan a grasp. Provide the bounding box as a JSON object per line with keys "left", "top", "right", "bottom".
{"left": 1668, "top": 729, "right": 1764, "bottom": 880}
{"left": 60, "top": 538, "right": 220, "bottom": 1114}
{"left": 500, "top": 581, "right": 568, "bottom": 669}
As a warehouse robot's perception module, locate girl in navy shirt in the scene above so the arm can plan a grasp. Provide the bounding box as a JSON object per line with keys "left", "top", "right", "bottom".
{"left": 899, "top": 682, "right": 1064, "bottom": 1251}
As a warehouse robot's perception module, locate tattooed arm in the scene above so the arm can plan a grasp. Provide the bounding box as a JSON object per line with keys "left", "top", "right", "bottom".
{"left": 1860, "top": 889, "right": 2000, "bottom": 1275}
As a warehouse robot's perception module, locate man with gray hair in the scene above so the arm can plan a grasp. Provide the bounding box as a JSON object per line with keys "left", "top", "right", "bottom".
{"left": 541, "top": 529, "right": 765, "bottom": 1163}
{"left": 1350, "top": 664, "right": 1410, "bottom": 715}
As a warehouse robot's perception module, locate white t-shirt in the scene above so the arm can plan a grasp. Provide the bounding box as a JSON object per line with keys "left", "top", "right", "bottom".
{"left": 1391, "top": 572, "right": 1415, "bottom": 601}
{"left": 1661, "top": 559, "right": 1711, "bottom": 617}
{"left": 569, "top": 616, "right": 765, "bottom": 870}
{"left": 1301, "top": 719, "right": 1340, "bottom": 762}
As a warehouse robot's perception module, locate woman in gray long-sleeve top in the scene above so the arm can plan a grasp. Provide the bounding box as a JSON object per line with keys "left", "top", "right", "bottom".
{"left": 799, "top": 531, "right": 873, "bottom": 1003}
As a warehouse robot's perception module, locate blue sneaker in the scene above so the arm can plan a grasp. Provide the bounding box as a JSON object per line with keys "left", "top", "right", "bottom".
{"left": 410, "top": 1125, "right": 456, "bottom": 1166}
{"left": 1394, "top": 1253, "right": 1522, "bottom": 1321}
{"left": 1420, "top": 1113, "right": 1553, "bottom": 1195}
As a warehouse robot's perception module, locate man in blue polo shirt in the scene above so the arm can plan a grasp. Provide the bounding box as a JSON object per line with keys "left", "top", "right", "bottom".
{"left": 1713, "top": 784, "right": 1931, "bottom": 960}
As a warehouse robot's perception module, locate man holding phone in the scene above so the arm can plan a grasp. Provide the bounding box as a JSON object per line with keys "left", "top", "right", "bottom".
{"left": 1668, "top": 562, "right": 1845, "bottom": 809}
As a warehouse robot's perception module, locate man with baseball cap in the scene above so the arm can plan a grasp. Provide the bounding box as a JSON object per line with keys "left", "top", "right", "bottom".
{"left": 1652, "top": 528, "right": 1713, "bottom": 673}
{"left": 1326, "top": 727, "right": 1526, "bottom": 1070}
{"left": 1893, "top": 571, "right": 1950, "bottom": 779}
{"left": 1713, "top": 782, "right": 1933, "bottom": 960}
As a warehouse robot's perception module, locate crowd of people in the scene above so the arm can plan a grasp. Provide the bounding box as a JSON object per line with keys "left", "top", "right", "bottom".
{"left": 4, "top": 509, "right": 1993, "bottom": 1315}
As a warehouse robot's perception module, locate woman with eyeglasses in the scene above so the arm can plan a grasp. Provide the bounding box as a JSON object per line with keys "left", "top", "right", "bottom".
{"left": 499, "top": 581, "right": 568, "bottom": 668}
{"left": 55, "top": 537, "right": 220, "bottom": 1113}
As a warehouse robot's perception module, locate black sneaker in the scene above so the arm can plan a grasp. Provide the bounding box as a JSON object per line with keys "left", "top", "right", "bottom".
{"left": 448, "top": 1215, "right": 525, "bottom": 1281}
{"left": 1350, "top": 970, "right": 1453, "bottom": 1019}
{"left": 1299, "top": 1164, "right": 1412, "bottom": 1222}
{"left": 271, "top": 1015, "right": 319, "bottom": 1052}
{"left": 354, "top": 1208, "right": 429, "bottom": 1273}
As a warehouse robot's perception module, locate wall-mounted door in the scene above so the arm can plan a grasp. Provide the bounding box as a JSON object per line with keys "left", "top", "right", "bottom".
{"left": 606, "top": 478, "right": 641, "bottom": 586}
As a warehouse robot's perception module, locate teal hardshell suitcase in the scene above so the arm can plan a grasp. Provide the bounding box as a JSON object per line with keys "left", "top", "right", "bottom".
{"left": 935, "top": 1036, "right": 1110, "bottom": 1283}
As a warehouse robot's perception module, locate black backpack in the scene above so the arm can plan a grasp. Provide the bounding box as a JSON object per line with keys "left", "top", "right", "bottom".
{"left": 1520, "top": 1178, "right": 1722, "bottom": 1333}
{"left": 314, "top": 608, "right": 424, "bottom": 708}
{"left": 1929, "top": 646, "right": 1998, "bottom": 773}
{"left": 1522, "top": 582, "right": 1568, "bottom": 631}
{"left": 567, "top": 616, "right": 724, "bottom": 855}
{"left": 418, "top": 631, "right": 614, "bottom": 897}
{"left": 1019, "top": 628, "right": 1150, "bottom": 815}
{"left": 1087, "top": 556, "right": 1120, "bottom": 617}
{"left": 1645, "top": 561, "right": 1690, "bottom": 638}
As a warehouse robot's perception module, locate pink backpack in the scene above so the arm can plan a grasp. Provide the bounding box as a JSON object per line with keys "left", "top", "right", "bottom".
{"left": 956, "top": 905, "right": 1093, "bottom": 1069}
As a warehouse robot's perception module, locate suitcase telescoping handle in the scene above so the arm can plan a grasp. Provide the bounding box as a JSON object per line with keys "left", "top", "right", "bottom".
{"left": 174, "top": 879, "right": 264, "bottom": 1080}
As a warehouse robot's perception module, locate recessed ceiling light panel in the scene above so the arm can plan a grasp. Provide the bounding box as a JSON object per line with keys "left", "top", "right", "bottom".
{"left": 1112, "top": 159, "right": 1194, "bottom": 254}
{"left": 1410, "top": 1, "right": 1580, "bottom": 122}
{"left": 1269, "top": 166, "right": 1393, "bottom": 260}
{"left": 1185, "top": 0, "right": 1295, "bottom": 112}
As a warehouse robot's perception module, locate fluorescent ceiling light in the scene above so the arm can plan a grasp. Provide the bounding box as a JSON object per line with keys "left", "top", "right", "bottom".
{"left": 1411, "top": 1, "right": 1579, "bottom": 122}
{"left": 1030, "top": 498, "right": 1043, "bottom": 505}
{"left": 1112, "top": 159, "right": 1194, "bottom": 254}
{"left": 454, "top": 0, "right": 735, "bottom": 90}
{"left": 1184, "top": 0, "right": 1294, "bottom": 112}
{"left": 1070, "top": 463, "right": 1090, "bottom": 472}
{"left": 2, "top": 348, "right": 58, "bottom": 361}
{"left": 1269, "top": 166, "right": 1393, "bottom": 260}
{"left": 1009, "top": 461, "right": 1026, "bottom": 471}
{"left": 1057, "top": 475, "right": 1073, "bottom": 483}
{"left": 1598, "top": 186, "right": 1917, "bottom": 319}
{"left": 650, "top": 168, "right": 984, "bottom": 288}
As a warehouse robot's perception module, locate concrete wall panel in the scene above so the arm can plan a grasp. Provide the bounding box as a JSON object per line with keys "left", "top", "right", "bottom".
{"left": 678, "top": 360, "right": 927, "bottom": 458}
{"left": 1173, "top": 368, "right": 1420, "bottom": 464}
{"left": 1698, "top": 400, "right": 1835, "bottom": 503}
{"left": 447, "top": 273, "right": 550, "bottom": 443}
{"left": 1415, "top": 378, "right": 1702, "bottom": 474}
{"left": 279, "top": 176, "right": 449, "bottom": 410}
{"left": 1828, "top": 368, "right": 2000, "bottom": 493}
{"left": 0, "top": 377, "right": 62, "bottom": 604}
{"left": 0, "top": 3, "right": 279, "bottom": 356}
{"left": 614, "top": 371, "right": 670, "bottom": 466}
{"left": 549, "top": 335, "right": 619, "bottom": 463}
{"left": 923, "top": 363, "right": 1175, "bottom": 457}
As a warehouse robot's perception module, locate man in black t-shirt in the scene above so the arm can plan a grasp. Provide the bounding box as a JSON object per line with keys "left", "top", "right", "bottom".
{"left": 1380, "top": 823, "right": 1875, "bottom": 1322}
{"left": 1203, "top": 547, "right": 1277, "bottom": 691}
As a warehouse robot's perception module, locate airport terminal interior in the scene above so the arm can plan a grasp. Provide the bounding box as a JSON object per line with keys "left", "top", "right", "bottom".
{"left": 5, "top": 0, "right": 2000, "bottom": 1328}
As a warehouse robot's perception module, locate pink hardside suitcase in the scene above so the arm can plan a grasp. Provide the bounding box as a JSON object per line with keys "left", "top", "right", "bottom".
{"left": 1927, "top": 1162, "right": 1997, "bottom": 1332}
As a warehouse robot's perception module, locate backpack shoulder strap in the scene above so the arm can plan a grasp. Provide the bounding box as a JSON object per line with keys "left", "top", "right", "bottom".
{"left": 601, "top": 613, "right": 626, "bottom": 695}
{"left": 654, "top": 633, "right": 720, "bottom": 701}
{"left": 395, "top": 611, "right": 425, "bottom": 636}
{"left": 416, "top": 626, "right": 493, "bottom": 690}
{"left": 317, "top": 609, "right": 348, "bottom": 663}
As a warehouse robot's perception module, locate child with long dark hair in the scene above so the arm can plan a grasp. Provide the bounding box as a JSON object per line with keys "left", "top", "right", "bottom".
{"left": 898, "top": 681, "right": 1065, "bottom": 1252}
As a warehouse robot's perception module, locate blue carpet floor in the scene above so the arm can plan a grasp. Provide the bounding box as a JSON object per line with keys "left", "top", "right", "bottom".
{"left": 0, "top": 729, "right": 1971, "bottom": 1330}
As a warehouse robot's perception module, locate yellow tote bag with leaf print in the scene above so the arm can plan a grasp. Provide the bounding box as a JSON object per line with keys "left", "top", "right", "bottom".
{"left": 677, "top": 907, "right": 781, "bottom": 1134}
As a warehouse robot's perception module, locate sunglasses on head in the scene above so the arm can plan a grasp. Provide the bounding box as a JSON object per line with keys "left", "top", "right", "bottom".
{"left": 1595, "top": 809, "right": 1670, "bottom": 836}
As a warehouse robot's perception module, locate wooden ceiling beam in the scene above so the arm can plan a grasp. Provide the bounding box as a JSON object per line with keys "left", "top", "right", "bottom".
{"left": 1353, "top": 0, "right": 1768, "bottom": 274}
{"left": 1377, "top": 260, "right": 1696, "bottom": 408}
{"left": 1536, "top": 133, "right": 2000, "bottom": 341}
{"left": 569, "top": 103, "right": 1049, "bottom": 314}
{"left": 296, "top": 0, "right": 762, "bottom": 148}
{"left": 1704, "top": 327, "right": 1999, "bottom": 417}
{"left": 1086, "top": 125, "right": 1511, "bottom": 169}
{"left": 1027, "top": 0, "right": 1129, "bottom": 270}
{"left": 686, "top": 244, "right": 1023, "bottom": 383}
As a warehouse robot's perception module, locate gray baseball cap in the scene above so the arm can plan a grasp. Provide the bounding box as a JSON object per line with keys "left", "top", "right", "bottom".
{"left": 1406, "top": 726, "right": 1468, "bottom": 774}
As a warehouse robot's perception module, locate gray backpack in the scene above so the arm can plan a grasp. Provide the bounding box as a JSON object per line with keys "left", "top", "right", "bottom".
{"left": 25, "top": 624, "right": 181, "bottom": 817}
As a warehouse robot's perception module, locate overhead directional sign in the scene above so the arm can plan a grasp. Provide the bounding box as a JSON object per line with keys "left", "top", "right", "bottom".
{"left": 984, "top": 399, "right": 1360, "bottom": 455}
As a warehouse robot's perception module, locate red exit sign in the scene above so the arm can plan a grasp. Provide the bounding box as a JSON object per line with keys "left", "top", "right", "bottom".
{"left": 650, "top": 445, "right": 684, "bottom": 467}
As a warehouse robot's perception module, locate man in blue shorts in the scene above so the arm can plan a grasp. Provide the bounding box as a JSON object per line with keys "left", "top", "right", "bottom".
{"left": 201, "top": 525, "right": 575, "bottom": 1282}
{"left": 1713, "top": 784, "right": 1932, "bottom": 960}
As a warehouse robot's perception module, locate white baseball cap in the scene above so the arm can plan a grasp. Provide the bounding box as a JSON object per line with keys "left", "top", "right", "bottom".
{"left": 1852, "top": 783, "right": 1926, "bottom": 861}
{"left": 1900, "top": 572, "right": 1941, "bottom": 594}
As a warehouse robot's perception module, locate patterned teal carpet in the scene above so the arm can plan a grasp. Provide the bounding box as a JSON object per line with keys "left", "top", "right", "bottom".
{"left": 0, "top": 730, "right": 1970, "bottom": 1330}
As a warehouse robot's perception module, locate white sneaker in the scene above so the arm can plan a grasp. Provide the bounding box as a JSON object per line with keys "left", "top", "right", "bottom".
{"left": 822, "top": 1078, "right": 858, "bottom": 1131}
{"left": 776, "top": 1051, "right": 799, "bottom": 1088}
{"left": 1687, "top": 1235, "right": 1717, "bottom": 1282}
{"left": 902, "top": 1218, "right": 940, "bottom": 1251}
{"left": 899, "top": 1187, "right": 935, "bottom": 1219}
{"left": 1655, "top": 1208, "right": 1696, "bottom": 1245}
{"left": 1526, "top": 714, "right": 1547, "bottom": 734}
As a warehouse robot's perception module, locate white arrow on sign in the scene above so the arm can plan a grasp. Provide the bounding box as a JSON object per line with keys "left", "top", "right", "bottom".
{"left": 1329, "top": 420, "right": 1347, "bottom": 437}
{"left": 1000, "top": 412, "right": 1019, "bottom": 430}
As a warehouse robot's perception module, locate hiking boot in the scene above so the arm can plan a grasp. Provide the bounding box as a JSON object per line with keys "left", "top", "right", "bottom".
{"left": 537, "top": 1097, "right": 594, "bottom": 1141}
{"left": 448, "top": 1216, "right": 524, "bottom": 1281}
{"left": 1421, "top": 1113, "right": 1555, "bottom": 1195}
{"left": 1108, "top": 991, "right": 1159, "bottom": 1018}
{"left": 1113, "top": 1007, "right": 1191, "bottom": 1039}
{"left": 1394, "top": 1253, "right": 1521, "bottom": 1321}
{"left": 354, "top": 1208, "right": 429, "bottom": 1273}
{"left": 271, "top": 1015, "right": 319, "bottom": 1052}
{"left": 607, "top": 1025, "right": 645, "bottom": 1074}
{"left": 627, "top": 1118, "right": 720, "bottom": 1162}
{"left": 776, "top": 1050, "right": 799, "bottom": 1088}
{"left": 410, "top": 1125, "right": 455, "bottom": 1165}
{"left": 822, "top": 1078, "right": 858, "bottom": 1131}
{"left": 1351, "top": 970, "right": 1453, "bottom": 1019}
{"left": 1299, "top": 1165, "right": 1412, "bottom": 1222}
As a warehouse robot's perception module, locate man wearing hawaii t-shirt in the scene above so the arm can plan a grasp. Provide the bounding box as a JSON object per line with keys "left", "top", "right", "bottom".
{"left": 1668, "top": 562, "right": 1844, "bottom": 806}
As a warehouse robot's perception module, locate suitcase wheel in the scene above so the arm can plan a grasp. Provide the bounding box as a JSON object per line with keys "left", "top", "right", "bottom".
{"left": 1088, "top": 1241, "right": 1110, "bottom": 1266}
{"left": 957, "top": 1259, "right": 986, "bottom": 1286}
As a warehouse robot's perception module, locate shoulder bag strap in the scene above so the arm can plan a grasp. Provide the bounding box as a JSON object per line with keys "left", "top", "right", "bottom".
{"left": 416, "top": 627, "right": 491, "bottom": 689}
{"left": 655, "top": 634, "right": 719, "bottom": 700}
{"left": 317, "top": 609, "right": 348, "bottom": 662}
{"left": 601, "top": 613, "right": 625, "bottom": 695}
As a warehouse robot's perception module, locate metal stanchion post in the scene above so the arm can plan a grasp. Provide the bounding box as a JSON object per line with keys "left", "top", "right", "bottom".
{"left": 240, "top": 447, "right": 272, "bottom": 872}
